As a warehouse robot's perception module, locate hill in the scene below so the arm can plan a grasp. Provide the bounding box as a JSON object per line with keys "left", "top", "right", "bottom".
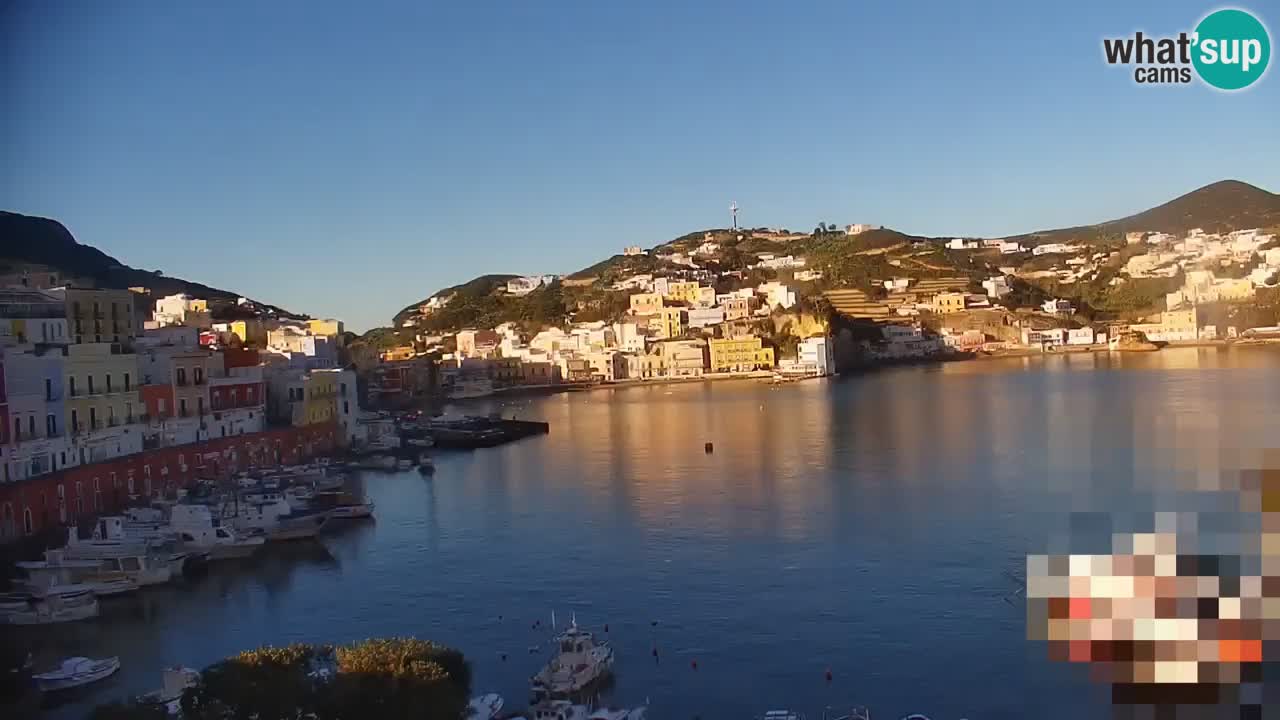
{"left": 0, "top": 211, "right": 295, "bottom": 316}
{"left": 1007, "top": 180, "right": 1280, "bottom": 247}
{"left": 390, "top": 179, "right": 1277, "bottom": 333}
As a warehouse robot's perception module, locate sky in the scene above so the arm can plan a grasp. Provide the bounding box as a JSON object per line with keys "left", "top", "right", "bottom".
{"left": 2, "top": 1, "right": 1278, "bottom": 332}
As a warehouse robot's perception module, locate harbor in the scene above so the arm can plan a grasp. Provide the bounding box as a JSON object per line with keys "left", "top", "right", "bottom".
{"left": 1, "top": 349, "right": 1277, "bottom": 718}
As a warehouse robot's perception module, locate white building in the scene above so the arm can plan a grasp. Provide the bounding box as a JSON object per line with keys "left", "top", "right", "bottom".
{"left": 694, "top": 241, "right": 720, "bottom": 256}
{"left": 1022, "top": 327, "right": 1066, "bottom": 346}
{"left": 755, "top": 255, "right": 806, "bottom": 270}
{"left": 845, "top": 224, "right": 878, "bottom": 236}
{"left": 611, "top": 322, "right": 648, "bottom": 353}
{"left": 687, "top": 307, "right": 725, "bottom": 328}
{"left": 506, "top": 276, "right": 555, "bottom": 296}
{"left": 999, "top": 241, "right": 1024, "bottom": 254}
{"left": 151, "top": 294, "right": 212, "bottom": 330}
{"left": 757, "top": 282, "right": 798, "bottom": 310}
{"left": 793, "top": 269, "right": 824, "bottom": 282}
{"left": 797, "top": 336, "right": 834, "bottom": 375}
{"left": 982, "top": 276, "right": 1012, "bottom": 299}
{"left": 623, "top": 246, "right": 644, "bottom": 256}
{"left": 1042, "top": 299, "right": 1074, "bottom": 314}
{"left": 947, "top": 238, "right": 979, "bottom": 250}
{"left": 1066, "top": 328, "right": 1096, "bottom": 346}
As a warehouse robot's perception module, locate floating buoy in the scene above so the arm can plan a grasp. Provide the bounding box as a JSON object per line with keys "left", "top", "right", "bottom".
{"left": 500, "top": 653, "right": 507, "bottom": 661}
{"left": 704, "top": 442, "right": 714, "bottom": 454}
{"left": 690, "top": 659, "right": 698, "bottom": 670}
{"left": 498, "top": 614, "right": 503, "bottom": 621}
{"left": 603, "top": 623, "right": 609, "bottom": 633}
{"left": 825, "top": 668, "right": 833, "bottom": 683}
{"left": 650, "top": 620, "right": 659, "bottom": 627}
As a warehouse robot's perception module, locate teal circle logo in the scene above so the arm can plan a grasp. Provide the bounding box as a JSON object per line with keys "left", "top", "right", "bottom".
{"left": 1192, "top": 9, "right": 1271, "bottom": 90}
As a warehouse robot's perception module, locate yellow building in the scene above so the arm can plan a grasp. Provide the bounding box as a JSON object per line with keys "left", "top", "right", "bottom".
{"left": 65, "top": 343, "right": 143, "bottom": 433}
{"left": 380, "top": 345, "right": 417, "bottom": 362}
{"left": 932, "top": 292, "right": 967, "bottom": 314}
{"left": 664, "top": 281, "right": 702, "bottom": 304}
{"left": 655, "top": 307, "right": 685, "bottom": 339}
{"left": 709, "top": 336, "right": 775, "bottom": 373}
{"left": 307, "top": 318, "right": 345, "bottom": 341}
{"left": 1215, "top": 278, "right": 1254, "bottom": 301}
{"left": 62, "top": 288, "right": 137, "bottom": 347}
{"left": 228, "top": 319, "right": 267, "bottom": 347}
{"left": 302, "top": 372, "right": 338, "bottom": 426}
{"left": 629, "top": 293, "right": 663, "bottom": 315}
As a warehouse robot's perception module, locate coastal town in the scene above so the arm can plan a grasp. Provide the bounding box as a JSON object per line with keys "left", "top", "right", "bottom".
{"left": 2, "top": 182, "right": 1280, "bottom": 540}
{"left": 0, "top": 182, "right": 1278, "bottom": 717}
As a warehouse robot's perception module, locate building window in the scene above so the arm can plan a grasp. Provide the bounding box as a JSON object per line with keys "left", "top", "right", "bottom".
{"left": 106, "top": 374, "right": 113, "bottom": 392}
{"left": 230, "top": 390, "right": 237, "bottom": 406}
{"left": 71, "top": 409, "right": 79, "bottom": 433}
{"left": 60, "top": 451, "right": 66, "bottom": 466}
{"left": 88, "top": 375, "right": 95, "bottom": 394}
{"left": 110, "top": 472, "right": 118, "bottom": 488}
{"left": 344, "top": 401, "right": 349, "bottom": 414}
{"left": 127, "top": 476, "right": 134, "bottom": 494}
{"left": 194, "top": 367, "right": 203, "bottom": 384}
{"left": 23, "top": 508, "right": 33, "bottom": 535}
{"left": 12, "top": 418, "right": 19, "bottom": 442}
{"left": 27, "top": 416, "right": 34, "bottom": 437}
{"left": 69, "top": 376, "right": 76, "bottom": 396}
{"left": 247, "top": 386, "right": 254, "bottom": 401}
{"left": 177, "top": 368, "right": 187, "bottom": 386}
{"left": 159, "top": 398, "right": 167, "bottom": 415}
{"left": 89, "top": 407, "right": 97, "bottom": 428}
{"left": 45, "top": 378, "right": 52, "bottom": 401}
{"left": 126, "top": 402, "right": 133, "bottom": 422}
{"left": 179, "top": 399, "right": 188, "bottom": 416}
{"left": 197, "top": 397, "right": 204, "bottom": 415}
{"left": 46, "top": 415, "right": 56, "bottom": 437}
{"left": 124, "top": 373, "right": 131, "bottom": 390}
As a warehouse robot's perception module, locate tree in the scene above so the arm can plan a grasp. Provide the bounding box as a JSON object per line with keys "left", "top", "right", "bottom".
{"left": 95, "top": 639, "right": 471, "bottom": 720}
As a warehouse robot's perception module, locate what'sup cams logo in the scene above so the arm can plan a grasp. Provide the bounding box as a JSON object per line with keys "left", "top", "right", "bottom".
{"left": 1103, "top": 8, "right": 1270, "bottom": 90}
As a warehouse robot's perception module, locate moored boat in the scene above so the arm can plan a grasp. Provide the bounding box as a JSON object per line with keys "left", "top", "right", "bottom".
{"left": 0, "top": 585, "right": 99, "bottom": 625}
{"left": 170, "top": 504, "right": 266, "bottom": 560}
{"left": 138, "top": 666, "right": 201, "bottom": 713}
{"left": 328, "top": 502, "right": 374, "bottom": 520}
{"left": 466, "top": 693, "right": 505, "bottom": 720}
{"left": 530, "top": 620, "right": 614, "bottom": 701}
{"left": 33, "top": 656, "right": 120, "bottom": 692}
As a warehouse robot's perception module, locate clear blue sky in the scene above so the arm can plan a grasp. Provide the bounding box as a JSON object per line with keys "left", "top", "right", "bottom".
{"left": 3, "top": 1, "right": 1277, "bottom": 332}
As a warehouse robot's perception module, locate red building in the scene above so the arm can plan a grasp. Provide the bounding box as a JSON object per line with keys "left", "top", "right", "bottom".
{"left": 139, "top": 383, "right": 176, "bottom": 421}
{"left": 0, "top": 422, "right": 337, "bottom": 540}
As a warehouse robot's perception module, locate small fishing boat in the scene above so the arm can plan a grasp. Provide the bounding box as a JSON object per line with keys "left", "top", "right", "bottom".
{"left": 530, "top": 620, "right": 614, "bottom": 701}
{"left": 0, "top": 585, "right": 100, "bottom": 624}
{"left": 418, "top": 457, "right": 435, "bottom": 475}
{"left": 33, "top": 656, "right": 120, "bottom": 692}
{"left": 328, "top": 502, "right": 374, "bottom": 520}
{"left": 466, "top": 693, "right": 505, "bottom": 720}
{"left": 14, "top": 554, "right": 139, "bottom": 598}
{"left": 397, "top": 458, "right": 414, "bottom": 470}
{"left": 138, "top": 666, "right": 200, "bottom": 713}
{"left": 760, "top": 712, "right": 806, "bottom": 720}
{"left": 170, "top": 504, "right": 266, "bottom": 560}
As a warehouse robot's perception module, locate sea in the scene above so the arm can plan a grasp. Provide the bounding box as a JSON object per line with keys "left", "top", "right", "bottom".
{"left": 16, "top": 346, "right": 1280, "bottom": 720}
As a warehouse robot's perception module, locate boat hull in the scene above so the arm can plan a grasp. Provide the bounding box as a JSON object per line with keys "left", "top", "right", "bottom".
{"left": 34, "top": 657, "right": 121, "bottom": 692}
{"left": 206, "top": 538, "right": 266, "bottom": 560}
{"left": 267, "top": 512, "right": 330, "bottom": 541}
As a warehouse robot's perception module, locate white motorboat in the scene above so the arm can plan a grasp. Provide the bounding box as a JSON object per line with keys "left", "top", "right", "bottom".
{"left": 13, "top": 554, "right": 139, "bottom": 598}
{"left": 760, "top": 712, "right": 806, "bottom": 720}
{"left": 170, "top": 504, "right": 265, "bottom": 560}
{"left": 96, "top": 554, "right": 174, "bottom": 586}
{"left": 228, "top": 495, "right": 330, "bottom": 540}
{"left": 466, "top": 693, "right": 505, "bottom": 720}
{"left": 530, "top": 621, "right": 615, "bottom": 701}
{"left": 329, "top": 502, "right": 374, "bottom": 520}
{"left": 138, "top": 666, "right": 200, "bottom": 713}
{"left": 33, "top": 656, "right": 120, "bottom": 692}
{"left": 0, "top": 586, "right": 99, "bottom": 625}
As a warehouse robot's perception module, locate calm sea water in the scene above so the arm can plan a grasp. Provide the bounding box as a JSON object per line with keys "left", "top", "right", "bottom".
{"left": 19, "top": 347, "right": 1280, "bottom": 720}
